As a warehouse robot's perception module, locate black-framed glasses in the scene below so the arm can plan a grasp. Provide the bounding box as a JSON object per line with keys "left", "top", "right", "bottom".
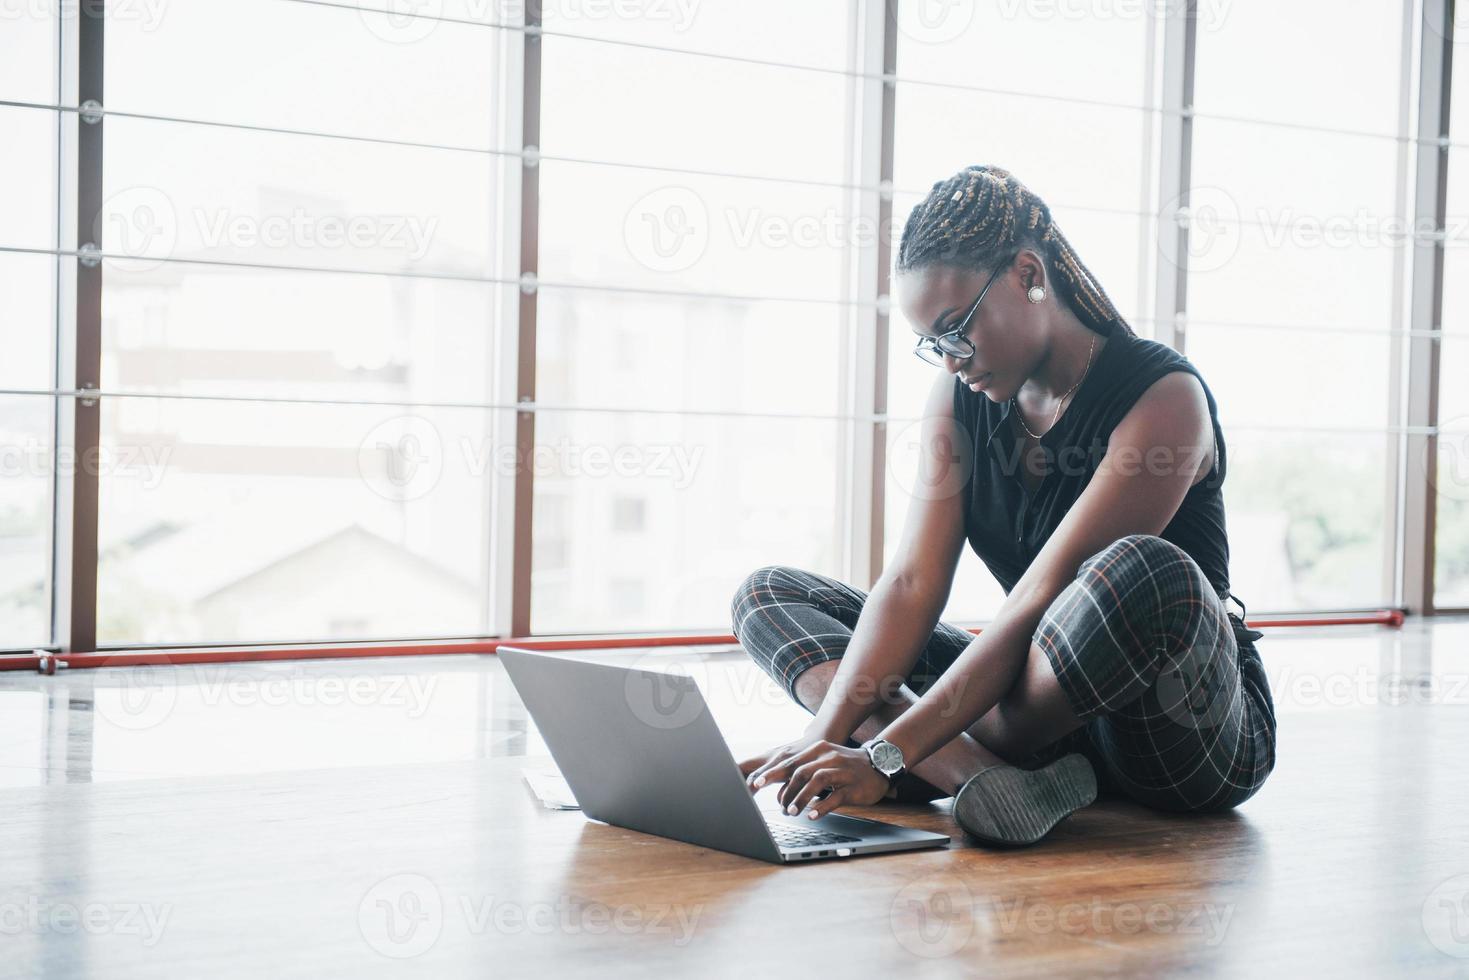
{"left": 912, "top": 260, "right": 1007, "bottom": 367}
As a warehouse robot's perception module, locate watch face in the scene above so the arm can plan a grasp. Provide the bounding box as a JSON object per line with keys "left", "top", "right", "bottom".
{"left": 870, "top": 740, "right": 904, "bottom": 775}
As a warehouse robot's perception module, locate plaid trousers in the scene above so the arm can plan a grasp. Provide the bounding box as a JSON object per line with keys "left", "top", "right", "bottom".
{"left": 729, "top": 533, "right": 1277, "bottom": 813}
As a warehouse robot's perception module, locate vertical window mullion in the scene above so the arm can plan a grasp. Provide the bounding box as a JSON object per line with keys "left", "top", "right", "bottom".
{"left": 1384, "top": 0, "right": 1421, "bottom": 609}
{"left": 54, "top": 1, "right": 104, "bottom": 654}
{"left": 1403, "top": 0, "right": 1452, "bottom": 613}
{"left": 839, "top": 1, "right": 897, "bottom": 588}
{"left": 1154, "top": 0, "right": 1198, "bottom": 354}
{"left": 512, "top": 5, "right": 542, "bottom": 636}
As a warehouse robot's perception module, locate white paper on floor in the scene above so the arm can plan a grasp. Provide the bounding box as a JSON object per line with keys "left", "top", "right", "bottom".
{"left": 521, "top": 766, "right": 580, "bottom": 810}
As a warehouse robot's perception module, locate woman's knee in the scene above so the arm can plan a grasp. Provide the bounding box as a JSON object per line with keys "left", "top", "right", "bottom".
{"left": 1034, "top": 534, "right": 1225, "bottom": 713}
{"left": 1079, "top": 532, "right": 1187, "bottom": 576}
{"left": 729, "top": 565, "right": 863, "bottom": 704}
{"left": 728, "top": 564, "right": 831, "bottom": 680}
{"left": 729, "top": 564, "right": 801, "bottom": 637}
{"left": 1075, "top": 533, "right": 1214, "bottom": 616}
{"left": 729, "top": 564, "right": 858, "bottom": 634}
{"left": 1132, "top": 769, "right": 1271, "bottom": 814}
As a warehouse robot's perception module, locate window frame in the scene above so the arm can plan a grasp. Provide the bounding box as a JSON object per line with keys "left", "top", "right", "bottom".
{"left": 9, "top": 0, "right": 1459, "bottom": 658}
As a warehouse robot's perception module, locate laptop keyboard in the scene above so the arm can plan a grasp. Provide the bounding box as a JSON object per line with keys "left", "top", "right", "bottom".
{"left": 765, "top": 820, "right": 862, "bottom": 849}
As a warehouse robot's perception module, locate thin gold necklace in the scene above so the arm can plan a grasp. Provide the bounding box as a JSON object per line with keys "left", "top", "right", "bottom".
{"left": 1012, "top": 332, "right": 1097, "bottom": 440}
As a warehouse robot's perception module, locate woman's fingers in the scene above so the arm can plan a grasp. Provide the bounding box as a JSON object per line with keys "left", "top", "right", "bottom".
{"left": 778, "top": 759, "right": 827, "bottom": 810}
{"left": 755, "top": 750, "right": 812, "bottom": 795}
{"left": 746, "top": 749, "right": 795, "bottom": 789}
{"left": 749, "top": 741, "right": 828, "bottom": 790}
{"left": 745, "top": 746, "right": 794, "bottom": 787}
{"left": 805, "top": 784, "right": 848, "bottom": 819}
{"left": 778, "top": 752, "right": 849, "bottom": 809}
{"left": 737, "top": 749, "right": 776, "bottom": 777}
{"left": 787, "top": 768, "right": 844, "bottom": 815}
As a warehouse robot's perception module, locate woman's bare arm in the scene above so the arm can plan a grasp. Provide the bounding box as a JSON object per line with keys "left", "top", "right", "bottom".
{"left": 801, "top": 371, "right": 972, "bottom": 743}
{"left": 748, "top": 370, "right": 1218, "bottom": 818}
{"left": 867, "top": 370, "right": 1216, "bottom": 769}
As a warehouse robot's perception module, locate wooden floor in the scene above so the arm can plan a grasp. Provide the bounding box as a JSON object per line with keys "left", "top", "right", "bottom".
{"left": 4, "top": 616, "right": 1469, "bottom": 977}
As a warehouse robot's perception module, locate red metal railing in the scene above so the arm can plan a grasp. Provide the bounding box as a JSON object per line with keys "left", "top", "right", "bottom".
{"left": 5, "top": 608, "right": 1407, "bottom": 674}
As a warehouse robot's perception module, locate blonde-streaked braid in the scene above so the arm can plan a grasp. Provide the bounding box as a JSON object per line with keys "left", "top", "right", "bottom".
{"left": 896, "top": 165, "right": 1136, "bottom": 339}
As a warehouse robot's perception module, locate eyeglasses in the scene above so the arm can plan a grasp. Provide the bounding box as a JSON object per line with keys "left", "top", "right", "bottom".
{"left": 912, "top": 260, "right": 1007, "bottom": 368}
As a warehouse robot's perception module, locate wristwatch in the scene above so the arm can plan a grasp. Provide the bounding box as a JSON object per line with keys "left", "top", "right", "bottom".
{"left": 861, "top": 738, "right": 907, "bottom": 785}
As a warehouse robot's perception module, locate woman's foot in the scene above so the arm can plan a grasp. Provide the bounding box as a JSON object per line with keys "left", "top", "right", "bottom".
{"left": 951, "top": 753, "right": 1098, "bottom": 846}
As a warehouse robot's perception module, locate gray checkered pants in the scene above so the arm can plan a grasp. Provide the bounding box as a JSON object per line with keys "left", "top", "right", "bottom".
{"left": 730, "top": 534, "right": 1277, "bottom": 812}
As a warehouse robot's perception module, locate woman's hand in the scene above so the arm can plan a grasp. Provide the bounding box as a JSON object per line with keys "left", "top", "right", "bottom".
{"left": 737, "top": 742, "right": 795, "bottom": 781}
{"left": 746, "top": 740, "right": 890, "bottom": 819}
{"left": 737, "top": 731, "right": 828, "bottom": 782}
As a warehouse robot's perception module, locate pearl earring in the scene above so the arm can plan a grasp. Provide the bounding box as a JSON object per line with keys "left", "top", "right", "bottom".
{"left": 1027, "top": 285, "right": 1046, "bottom": 304}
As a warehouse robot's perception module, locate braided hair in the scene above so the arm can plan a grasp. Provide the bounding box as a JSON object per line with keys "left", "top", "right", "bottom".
{"left": 895, "top": 165, "right": 1136, "bottom": 338}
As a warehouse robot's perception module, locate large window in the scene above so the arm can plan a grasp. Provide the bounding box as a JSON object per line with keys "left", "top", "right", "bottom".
{"left": 885, "top": 2, "right": 1156, "bottom": 623}
{"left": 532, "top": 3, "right": 857, "bottom": 631}
{"left": 1, "top": 6, "right": 60, "bottom": 648}
{"left": 1435, "top": 11, "right": 1469, "bottom": 608}
{"left": 94, "top": 0, "right": 515, "bottom": 643}
{"left": 1187, "top": 0, "right": 1406, "bottom": 610}
{"left": 5, "top": 1, "right": 1467, "bottom": 653}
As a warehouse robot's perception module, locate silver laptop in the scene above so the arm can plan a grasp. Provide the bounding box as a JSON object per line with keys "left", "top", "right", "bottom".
{"left": 498, "top": 647, "right": 949, "bottom": 863}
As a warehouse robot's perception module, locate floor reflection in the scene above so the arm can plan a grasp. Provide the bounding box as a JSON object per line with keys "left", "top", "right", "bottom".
{"left": 1, "top": 615, "right": 1466, "bottom": 788}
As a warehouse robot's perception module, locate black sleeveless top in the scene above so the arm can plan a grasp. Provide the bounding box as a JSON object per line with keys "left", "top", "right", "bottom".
{"left": 951, "top": 322, "right": 1241, "bottom": 612}
{"left": 950, "top": 323, "right": 1275, "bottom": 738}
